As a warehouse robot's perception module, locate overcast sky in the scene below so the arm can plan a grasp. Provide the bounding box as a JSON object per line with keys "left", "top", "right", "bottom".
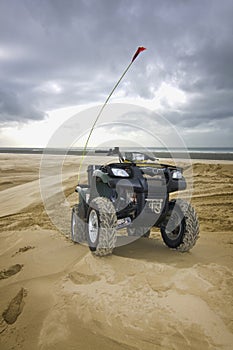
{"left": 0, "top": 0, "right": 233, "bottom": 147}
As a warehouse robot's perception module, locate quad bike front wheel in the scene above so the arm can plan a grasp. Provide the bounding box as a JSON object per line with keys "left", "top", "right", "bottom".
{"left": 71, "top": 202, "right": 86, "bottom": 243}
{"left": 87, "top": 197, "right": 117, "bottom": 256}
{"left": 160, "top": 199, "right": 199, "bottom": 252}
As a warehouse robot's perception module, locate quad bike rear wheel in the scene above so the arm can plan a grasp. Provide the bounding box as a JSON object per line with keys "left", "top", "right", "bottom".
{"left": 71, "top": 202, "right": 86, "bottom": 243}
{"left": 160, "top": 199, "right": 199, "bottom": 252}
{"left": 87, "top": 197, "right": 117, "bottom": 256}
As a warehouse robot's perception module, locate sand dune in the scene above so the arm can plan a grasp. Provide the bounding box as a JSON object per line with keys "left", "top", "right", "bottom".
{"left": 0, "top": 154, "right": 232, "bottom": 349}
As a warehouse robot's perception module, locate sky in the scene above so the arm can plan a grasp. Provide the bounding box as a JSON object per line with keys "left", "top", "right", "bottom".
{"left": 0, "top": 0, "right": 233, "bottom": 148}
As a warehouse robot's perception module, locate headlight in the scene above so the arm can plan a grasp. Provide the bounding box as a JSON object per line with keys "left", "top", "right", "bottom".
{"left": 111, "top": 168, "right": 129, "bottom": 177}
{"left": 172, "top": 170, "right": 183, "bottom": 179}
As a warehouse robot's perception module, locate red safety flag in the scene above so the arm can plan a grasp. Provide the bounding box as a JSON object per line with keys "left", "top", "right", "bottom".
{"left": 131, "top": 46, "right": 146, "bottom": 62}
{"left": 77, "top": 45, "right": 147, "bottom": 183}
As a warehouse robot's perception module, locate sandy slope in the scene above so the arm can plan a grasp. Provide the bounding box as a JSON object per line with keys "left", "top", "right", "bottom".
{"left": 0, "top": 154, "right": 233, "bottom": 350}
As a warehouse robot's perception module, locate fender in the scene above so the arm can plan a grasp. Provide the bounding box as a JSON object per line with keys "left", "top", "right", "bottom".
{"left": 93, "top": 169, "right": 109, "bottom": 183}
{"left": 75, "top": 186, "right": 89, "bottom": 202}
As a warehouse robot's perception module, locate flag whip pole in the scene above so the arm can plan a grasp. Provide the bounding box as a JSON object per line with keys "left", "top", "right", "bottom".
{"left": 77, "top": 46, "right": 146, "bottom": 184}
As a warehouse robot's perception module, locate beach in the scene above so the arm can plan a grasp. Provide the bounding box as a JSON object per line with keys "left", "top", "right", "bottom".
{"left": 0, "top": 153, "right": 232, "bottom": 350}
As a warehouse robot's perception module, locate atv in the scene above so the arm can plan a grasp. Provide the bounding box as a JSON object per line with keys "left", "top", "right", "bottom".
{"left": 71, "top": 147, "right": 199, "bottom": 256}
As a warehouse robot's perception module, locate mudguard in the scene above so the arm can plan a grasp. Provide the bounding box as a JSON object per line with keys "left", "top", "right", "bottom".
{"left": 93, "top": 169, "right": 110, "bottom": 183}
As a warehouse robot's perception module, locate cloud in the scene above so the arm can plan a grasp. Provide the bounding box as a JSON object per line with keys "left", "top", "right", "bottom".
{"left": 162, "top": 89, "right": 233, "bottom": 126}
{"left": 0, "top": 0, "right": 232, "bottom": 146}
{"left": 0, "top": 86, "right": 47, "bottom": 123}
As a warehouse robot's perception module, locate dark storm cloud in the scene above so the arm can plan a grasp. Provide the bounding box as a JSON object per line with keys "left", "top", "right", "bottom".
{"left": 0, "top": 86, "right": 46, "bottom": 123}
{"left": 163, "top": 89, "right": 233, "bottom": 128}
{"left": 0, "top": 0, "right": 233, "bottom": 145}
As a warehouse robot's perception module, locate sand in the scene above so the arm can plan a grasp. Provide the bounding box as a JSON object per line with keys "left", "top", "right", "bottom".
{"left": 0, "top": 153, "right": 232, "bottom": 350}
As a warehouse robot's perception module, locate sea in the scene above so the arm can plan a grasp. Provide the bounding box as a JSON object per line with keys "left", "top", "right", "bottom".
{"left": 0, "top": 147, "right": 232, "bottom": 160}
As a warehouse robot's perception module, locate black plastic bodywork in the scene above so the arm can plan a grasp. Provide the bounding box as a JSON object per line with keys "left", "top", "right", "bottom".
{"left": 79, "top": 161, "right": 186, "bottom": 229}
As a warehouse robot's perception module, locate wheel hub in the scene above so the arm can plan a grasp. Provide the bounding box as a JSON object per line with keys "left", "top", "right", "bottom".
{"left": 88, "top": 210, "right": 99, "bottom": 244}
{"left": 71, "top": 211, "right": 77, "bottom": 238}
{"left": 165, "top": 211, "right": 182, "bottom": 240}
